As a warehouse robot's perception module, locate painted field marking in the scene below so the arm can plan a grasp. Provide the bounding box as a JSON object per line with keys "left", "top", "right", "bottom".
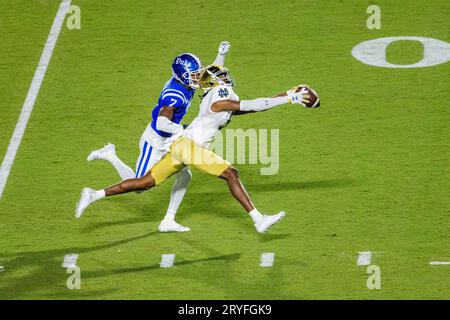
{"left": 62, "top": 254, "right": 79, "bottom": 268}
{"left": 260, "top": 252, "right": 275, "bottom": 267}
{"left": 160, "top": 254, "right": 175, "bottom": 268}
{"left": 0, "top": 266, "right": 5, "bottom": 272}
{"left": 357, "top": 251, "right": 372, "bottom": 266}
{"left": 0, "top": 0, "right": 72, "bottom": 200}
{"left": 429, "top": 261, "right": 450, "bottom": 265}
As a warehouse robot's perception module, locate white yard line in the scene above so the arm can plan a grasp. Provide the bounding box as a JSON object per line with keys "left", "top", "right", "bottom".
{"left": 160, "top": 254, "right": 175, "bottom": 268}
{"left": 0, "top": 0, "right": 71, "bottom": 199}
{"left": 357, "top": 251, "right": 372, "bottom": 266}
{"left": 429, "top": 261, "right": 450, "bottom": 265}
{"left": 62, "top": 253, "right": 79, "bottom": 268}
{"left": 260, "top": 252, "right": 275, "bottom": 267}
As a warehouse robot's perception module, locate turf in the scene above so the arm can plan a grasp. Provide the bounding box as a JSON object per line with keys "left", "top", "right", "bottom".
{"left": 0, "top": 0, "right": 449, "bottom": 299}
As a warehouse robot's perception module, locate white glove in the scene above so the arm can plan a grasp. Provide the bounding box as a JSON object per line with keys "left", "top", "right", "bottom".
{"left": 286, "top": 85, "right": 311, "bottom": 107}
{"left": 218, "top": 41, "right": 231, "bottom": 55}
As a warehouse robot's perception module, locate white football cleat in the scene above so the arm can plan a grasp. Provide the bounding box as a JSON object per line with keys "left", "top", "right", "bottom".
{"left": 255, "top": 211, "right": 286, "bottom": 233}
{"left": 158, "top": 220, "right": 191, "bottom": 233}
{"left": 75, "top": 188, "right": 96, "bottom": 219}
{"left": 87, "top": 143, "right": 116, "bottom": 162}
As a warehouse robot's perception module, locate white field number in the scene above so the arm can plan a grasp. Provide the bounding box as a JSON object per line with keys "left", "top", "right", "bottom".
{"left": 352, "top": 36, "right": 450, "bottom": 68}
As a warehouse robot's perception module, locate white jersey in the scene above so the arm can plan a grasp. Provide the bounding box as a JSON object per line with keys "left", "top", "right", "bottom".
{"left": 183, "top": 85, "right": 239, "bottom": 148}
{"left": 142, "top": 124, "right": 172, "bottom": 151}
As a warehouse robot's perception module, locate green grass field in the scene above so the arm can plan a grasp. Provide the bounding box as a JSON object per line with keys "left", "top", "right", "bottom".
{"left": 0, "top": 0, "right": 449, "bottom": 299}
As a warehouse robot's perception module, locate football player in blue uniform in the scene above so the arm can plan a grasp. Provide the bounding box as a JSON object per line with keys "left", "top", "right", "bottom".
{"left": 86, "top": 41, "right": 231, "bottom": 232}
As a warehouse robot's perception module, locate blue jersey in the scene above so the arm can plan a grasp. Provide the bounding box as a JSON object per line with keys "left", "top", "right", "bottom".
{"left": 150, "top": 77, "right": 195, "bottom": 137}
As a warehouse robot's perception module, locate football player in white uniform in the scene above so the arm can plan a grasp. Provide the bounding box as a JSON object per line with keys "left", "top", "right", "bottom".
{"left": 84, "top": 42, "right": 231, "bottom": 233}
{"left": 76, "top": 65, "right": 312, "bottom": 234}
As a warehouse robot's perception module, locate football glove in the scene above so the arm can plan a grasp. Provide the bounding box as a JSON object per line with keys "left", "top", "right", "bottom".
{"left": 286, "top": 84, "right": 311, "bottom": 107}
{"left": 218, "top": 41, "right": 231, "bottom": 55}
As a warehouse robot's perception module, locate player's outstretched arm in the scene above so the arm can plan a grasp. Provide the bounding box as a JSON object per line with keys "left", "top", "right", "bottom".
{"left": 212, "top": 41, "right": 231, "bottom": 67}
{"left": 210, "top": 88, "right": 310, "bottom": 113}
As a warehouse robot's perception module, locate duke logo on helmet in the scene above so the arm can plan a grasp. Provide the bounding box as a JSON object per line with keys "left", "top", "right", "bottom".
{"left": 171, "top": 53, "right": 203, "bottom": 89}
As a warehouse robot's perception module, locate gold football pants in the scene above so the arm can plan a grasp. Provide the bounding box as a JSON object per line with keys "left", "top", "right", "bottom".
{"left": 150, "top": 136, "right": 231, "bottom": 185}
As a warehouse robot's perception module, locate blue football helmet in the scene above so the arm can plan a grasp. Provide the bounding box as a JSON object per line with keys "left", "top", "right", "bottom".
{"left": 171, "top": 53, "right": 203, "bottom": 89}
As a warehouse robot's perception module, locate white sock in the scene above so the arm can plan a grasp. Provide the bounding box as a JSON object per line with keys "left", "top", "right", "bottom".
{"left": 93, "top": 189, "right": 105, "bottom": 201}
{"left": 109, "top": 155, "right": 135, "bottom": 180}
{"left": 163, "top": 168, "right": 191, "bottom": 222}
{"left": 163, "top": 211, "right": 176, "bottom": 222}
{"left": 249, "top": 208, "right": 263, "bottom": 224}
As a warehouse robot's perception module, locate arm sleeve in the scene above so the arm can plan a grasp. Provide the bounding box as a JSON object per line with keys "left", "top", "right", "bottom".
{"left": 212, "top": 53, "right": 225, "bottom": 67}
{"left": 239, "top": 96, "right": 289, "bottom": 112}
{"left": 156, "top": 116, "right": 184, "bottom": 134}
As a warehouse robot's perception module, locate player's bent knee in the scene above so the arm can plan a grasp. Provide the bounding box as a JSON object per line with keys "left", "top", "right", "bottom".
{"left": 230, "top": 167, "right": 240, "bottom": 179}
{"left": 221, "top": 166, "right": 239, "bottom": 181}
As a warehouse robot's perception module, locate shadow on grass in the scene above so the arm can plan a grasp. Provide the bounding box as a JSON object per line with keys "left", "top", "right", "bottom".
{"left": 82, "top": 253, "right": 241, "bottom": 279}
{"left": 0, "top": 231, "right": 159, "bottom": 299}
{"left": 81, "top": 192, "right": 229, "bottom": 233}
{"left": 187, "top": 178, "right": 355, "bottom": 195}
{"left": 262, "top": 179, "right": 355, "bottom": 191}
{"left": 0, "top": 227, "right": 244, "bottom": 300}
{"left": 81, "top": 216, "right": 155, "bottom": 234}
{"left": 258, "top": 233, "right": 291, "bottom": 242}
{"left": 77, "top": 179, "right": 341, "bottom": 233}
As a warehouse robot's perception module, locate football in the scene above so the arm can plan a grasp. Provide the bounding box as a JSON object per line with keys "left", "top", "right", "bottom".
{"left": 296, "top": 85, "right": 320, "bottom": 108}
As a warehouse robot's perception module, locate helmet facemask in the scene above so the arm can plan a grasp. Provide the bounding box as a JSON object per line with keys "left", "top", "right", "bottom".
{"left": 184, "top": 69, "right": 202, "bottom": 89}
{"left": 199, "top": 65, "right": 234, "bottom": 91}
